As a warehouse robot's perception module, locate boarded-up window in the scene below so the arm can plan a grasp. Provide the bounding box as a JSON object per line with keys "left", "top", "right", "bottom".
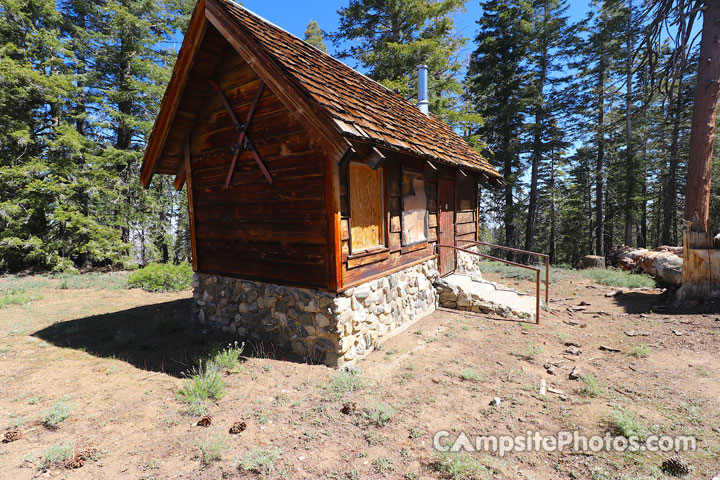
{"left": 349, "top": 163, "right": 385, "bottom": 253}
{"left": 402, "top": 171, "right": 428, "bottom": 245}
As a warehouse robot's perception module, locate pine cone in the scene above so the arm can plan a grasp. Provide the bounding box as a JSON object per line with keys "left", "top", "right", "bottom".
{"left": 341, "top": 402, "right": 356, "bottom": 415}
{"left": 65, "top": 446, "right": 98, "bottom": 469}
{"left": 77, "top": 447, "right": 98, "bottom": 460}
{"left": 2, "top": 429, "right": 22, "bottom": 443}
{"left": 661, "top": 455, "right": 690, "bottom": 476}
{"left": 65, "top": 455, "right": 85, "bottom": 469}
{"left": 197, "top": 415, "right": 212, "bottom": 427}
{"left": 229, "top": 421, "right": 246, "bottom": 434}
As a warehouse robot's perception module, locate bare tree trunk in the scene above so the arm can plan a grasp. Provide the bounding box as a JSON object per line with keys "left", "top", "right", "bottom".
{"left": 549, "top": 148, "right": 557, "bottom": 264}
{"left": 684, "top": 0, "right": 720, "bottom": 231}
{"left": 623, "top": 0, "right": 635, "bottom": 247}
{"left": 663, "top": 97, "right": 682, "bottom": 244}
{"left": 595, "top": 57, "right": 606, "bottom": 256}
{"left": 524, "top": 5, "right": 550, "bottom": 260}
{"left": 501, "top": 114, "right": 516, "bottom": 261}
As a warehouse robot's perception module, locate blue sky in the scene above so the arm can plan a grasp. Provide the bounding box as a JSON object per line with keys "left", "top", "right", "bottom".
{"left": 238, "top": 0, "right": 592, "bottom": 68}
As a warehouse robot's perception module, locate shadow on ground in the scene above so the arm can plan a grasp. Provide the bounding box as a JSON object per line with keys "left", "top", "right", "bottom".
{"left": 613, "top": 291, "right": 662, "bottom": 314}
{"left": 33, "top": 298, "right": 304, "bottom": 377}
{"left": 614, "top": 288, "right": 720, "bottom": 315}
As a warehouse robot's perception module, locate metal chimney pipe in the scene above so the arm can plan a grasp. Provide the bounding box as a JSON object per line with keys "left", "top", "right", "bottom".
{"left": 417, "top": 64, "right": 429, "bottom": 116}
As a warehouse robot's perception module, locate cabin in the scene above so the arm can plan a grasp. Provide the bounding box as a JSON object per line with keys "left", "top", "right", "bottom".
{"left": 139, "top": 0, "right": 504, "bottom": 366}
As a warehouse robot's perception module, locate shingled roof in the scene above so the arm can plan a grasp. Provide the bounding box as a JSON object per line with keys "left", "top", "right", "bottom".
{"left": 140, "top": 0, "right": 502, "bottom": 186}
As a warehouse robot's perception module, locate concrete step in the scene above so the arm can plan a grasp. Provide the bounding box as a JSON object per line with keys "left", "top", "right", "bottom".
{"left": 434, "top": 272, "right": 538, "bottom": 321}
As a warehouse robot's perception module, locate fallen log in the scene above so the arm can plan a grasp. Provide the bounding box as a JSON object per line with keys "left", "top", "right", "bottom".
{"left": 639, "top": 250, "right": 682, "bottom": 285}
{"left": 607, "top": 245, "right": 682, "bottom": 285}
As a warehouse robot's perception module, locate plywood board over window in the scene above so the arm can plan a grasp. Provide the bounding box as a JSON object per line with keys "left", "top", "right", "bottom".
{"left": 349, "top": 163, "right": 385, "bottom": 253}
{"left": 402, "top": 171, "right": 428, "bottom": 246}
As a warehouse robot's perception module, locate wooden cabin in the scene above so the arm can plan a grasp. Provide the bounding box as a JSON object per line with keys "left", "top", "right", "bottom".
{"left": 140, "top": 0, "right": 503, "bottom": 366}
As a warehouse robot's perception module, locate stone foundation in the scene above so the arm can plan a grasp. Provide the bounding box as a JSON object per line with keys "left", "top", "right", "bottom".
{"left": 191, "top": 259, "right": 439, "bottom": 367}
{"left": 456, "top": 244, "right": 481, "bottom": 273}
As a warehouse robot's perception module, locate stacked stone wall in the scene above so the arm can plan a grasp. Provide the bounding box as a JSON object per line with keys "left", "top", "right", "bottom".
{"left": 191, "top": 259, "right": 438, "bottom": 366}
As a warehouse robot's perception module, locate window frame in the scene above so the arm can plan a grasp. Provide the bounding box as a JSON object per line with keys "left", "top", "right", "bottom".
{"left": 347, "top": 161, "right": 387, "bottom": 256}
{"left": 400, "top": 167, "right": 429, "bottom": 248}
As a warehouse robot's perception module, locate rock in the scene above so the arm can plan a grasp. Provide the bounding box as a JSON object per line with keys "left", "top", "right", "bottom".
{"left": 298, "top": 312, "right": 313, "bottom": 326}
{"left": 575, "top": 255, "right": 605, "bottom": 269}
{"left": 489, "top": 397, "right": 501, "bottom": 406}
{"left": 334, "top": 296, "right": 351, "bottom": 312}
{"left": 568, "top": 366, "right": 582, "bottom": 380}
{"left": 661, "top": 455, "right": 690, "bottom": 476}
{"left": 599, "top": 345, "right": 621, "bottom": 353}
{"left": 196, "top": 415, "right": 212, "bottom": 427}
{"left": 565, "top": 346, "right": 582, "bottom": 356}
{"left": 315, "top": 313, "right": 330, "bottom": 328}
{"left": 539, "top": 379, "right": 547, "bottom": 396}
{"left": 624, "top": 330, "right": 650, "bottom": 337}
{"left": 353, "top": 284, "right": 372, "bottom": 302}
{"left": 305, "top": 298, "right": 319, "bottom": 313}
{"left": 605, "top": 290, "right": 623, "bottom": 297}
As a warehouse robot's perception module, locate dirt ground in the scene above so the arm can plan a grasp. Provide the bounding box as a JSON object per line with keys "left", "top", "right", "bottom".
{"left": 0, "top": 272, "right": 719, "bottom": 479}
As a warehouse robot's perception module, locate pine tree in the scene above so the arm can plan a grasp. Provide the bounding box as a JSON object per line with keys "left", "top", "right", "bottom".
{"left": 304, "top": 19, "right": 327, "bottom": 52}
{"left": 0, "top": 0, "right": 125, "bottom": 271}
{"left": 573, "top": 0, "right": 624, "bottom": 255}
{"left": 523, "top": 0, "right": 573, "bottom": 258}
{"left": 330, "top": 0, "right": 468, "bottom": 122}
{"left": 468, "top": 0, "right": 533, "bottom": 255}
{"left": 0, "top": 0, "right": 191, "bottom": 271}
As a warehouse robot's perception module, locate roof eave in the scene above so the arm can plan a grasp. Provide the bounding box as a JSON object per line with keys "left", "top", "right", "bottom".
{"left": 341, "top": 133, "right": 503, "bottom": 183}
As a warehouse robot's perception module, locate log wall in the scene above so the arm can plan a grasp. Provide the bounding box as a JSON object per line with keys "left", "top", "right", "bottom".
{"left": 339, "top": 151, "right": 478, "bottom": 289}
{"left": 188, "top": 45, "right": 329, "bottom": 288}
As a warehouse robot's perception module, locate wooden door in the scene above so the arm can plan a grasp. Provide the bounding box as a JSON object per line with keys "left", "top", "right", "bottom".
{"left": 438, "top": 177, "right": 455, "bottom": 276}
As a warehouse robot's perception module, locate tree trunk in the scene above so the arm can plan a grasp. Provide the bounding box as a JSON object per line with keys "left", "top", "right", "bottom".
{"left": 623, "top": 0, "right": 635, "bottom": 247}
{"left": 640, "top": 140, "right": 648, "bottom": 247}
{"left": 524, "top": 7, "right": 550, "bottom": 260}
{"left": 595, "top": 57, "right": 606, "bottom": 256}
{"left": 684, "top": 0, "right": 720, "bottom": 231}
{"left": 503, "top": 130, "right": 516, "bottom": 259}
{"left": 549, "top": 147, "right": 557, "bottom": 265}
{"left": 663, "top": 95, "right": 682, "bottom": 244}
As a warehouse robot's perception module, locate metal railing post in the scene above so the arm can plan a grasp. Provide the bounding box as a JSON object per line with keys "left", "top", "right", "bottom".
{"left": 536, "top": 269, "right": 541, "bottom": 325}
{"left": 545, "top": 256, "right": 549, "bottom": 304}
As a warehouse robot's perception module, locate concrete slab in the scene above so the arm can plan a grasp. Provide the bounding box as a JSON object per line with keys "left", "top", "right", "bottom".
{"left": 437, "top": 273, "right": 537, "bottom": 321}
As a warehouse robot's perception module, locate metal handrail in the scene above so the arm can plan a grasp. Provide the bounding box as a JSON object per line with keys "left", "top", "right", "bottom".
{"left": 435, "top": 243, "right": 542, "bottom": 324}
{"left": 457, "top": 240, "right": 549, "bottom": 304}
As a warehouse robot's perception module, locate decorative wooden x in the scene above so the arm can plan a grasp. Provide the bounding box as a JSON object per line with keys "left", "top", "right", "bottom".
{"left": 208, "top": 79, "right": 273, "bottom": 189}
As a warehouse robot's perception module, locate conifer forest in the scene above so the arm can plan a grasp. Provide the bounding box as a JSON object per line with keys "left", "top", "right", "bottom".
{"left": 1, "top": 0, "right": 718, "bottom": 271}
